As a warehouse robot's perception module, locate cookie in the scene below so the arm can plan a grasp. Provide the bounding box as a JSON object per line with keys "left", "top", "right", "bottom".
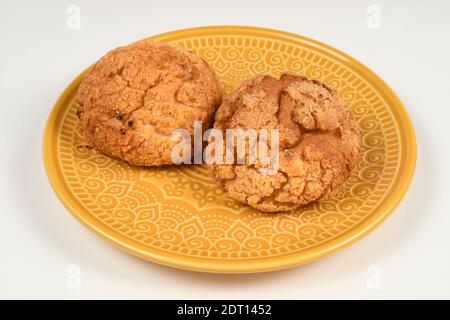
{"left": 76, "top": 41, "right": 222, "bottom": 166}
{"left": 209, "top": 73, "right": 360, "bottom": 212}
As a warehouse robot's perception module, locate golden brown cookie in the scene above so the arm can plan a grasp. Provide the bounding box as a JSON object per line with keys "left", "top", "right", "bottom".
{"left": 76, "top": 41, "right": 222, "bottom": 166}
{"left": 209, "top": 73, "right": 360, "bottom": 212}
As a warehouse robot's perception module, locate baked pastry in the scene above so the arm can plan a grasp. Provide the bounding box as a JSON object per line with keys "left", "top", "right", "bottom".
{"left": 209, "top": 73, "right": 360, "bottom": 212}
{"left": 76, "top": 41, "right": 222, "bottom": 166}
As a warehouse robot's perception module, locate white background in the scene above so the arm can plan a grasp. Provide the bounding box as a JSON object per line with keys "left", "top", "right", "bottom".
{"left": 1, "top": 0, "right": 449, "bottom": 299}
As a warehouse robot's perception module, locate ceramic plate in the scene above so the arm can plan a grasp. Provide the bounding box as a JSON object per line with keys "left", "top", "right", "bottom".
{"left": 43, "top": 26, "right": 416, "bottom": 273}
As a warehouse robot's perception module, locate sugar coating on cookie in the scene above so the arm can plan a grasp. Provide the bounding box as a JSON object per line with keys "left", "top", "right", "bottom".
{"left": 76, "top": 41, "right": 222, "bottom": 166}
{"left": 209, "top": 73, "right": 360, "bottom": 212}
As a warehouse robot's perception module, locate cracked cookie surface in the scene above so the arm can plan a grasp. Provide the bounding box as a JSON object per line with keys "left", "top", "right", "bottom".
{"left": 76, "top": 41, "right": 222, "bottom": 166}
{"left": 209, "top": 73, "right": 360, "bottom": 212}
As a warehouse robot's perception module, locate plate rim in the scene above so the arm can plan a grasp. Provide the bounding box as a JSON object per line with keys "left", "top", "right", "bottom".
{"left": 43, "top": 25, "right": 417, "bottom": 273}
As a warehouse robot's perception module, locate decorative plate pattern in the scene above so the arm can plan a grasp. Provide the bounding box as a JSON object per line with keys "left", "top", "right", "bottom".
{"left": 43, "top": 26, "right": 416, "bottom": 272}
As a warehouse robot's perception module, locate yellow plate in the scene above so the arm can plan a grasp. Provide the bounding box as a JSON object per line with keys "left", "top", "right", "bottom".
{"left": 43, "top": 26, "right": 416, "bottom": 273}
